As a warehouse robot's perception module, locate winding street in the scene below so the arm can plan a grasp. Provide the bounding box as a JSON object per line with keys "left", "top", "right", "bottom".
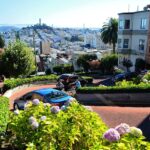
{"left": 9, "top": 84, "right": 150, "bottom": 141}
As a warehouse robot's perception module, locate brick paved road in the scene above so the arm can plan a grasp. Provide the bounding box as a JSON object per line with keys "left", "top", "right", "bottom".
{"left": 9, "top": 84, "right": 56, "bottom": 109}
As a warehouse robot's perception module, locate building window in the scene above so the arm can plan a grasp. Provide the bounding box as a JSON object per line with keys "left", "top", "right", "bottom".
{"left": 123, "top": 39, "right": 129, "bottom": 48}
{"left": 141, "top": 19, "right": 147, "bottom": 29}
{"left": 119, "top": 20, "right": 124, "bottom": 29}
{"left": 139, "top": 39, "right": 145, "bottom": 51}
{"left": 118, "top": 39, "right": 122, "bottom": 48}
{"left": 124, "top": 20, "right": 130, "bottom": 29}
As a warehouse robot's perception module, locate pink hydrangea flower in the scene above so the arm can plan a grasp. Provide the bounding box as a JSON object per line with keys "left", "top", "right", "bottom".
{"left": 115, "top": 123, "right": 130, "bottom": 135}
{"left": 103, "top": 128, "right": 120, "bottom": 142}
{"left": 32, "top": 99, "right": 40, "bottom": 105}
{"left": 50, "top": 106, "right": 60, "bottom": 114}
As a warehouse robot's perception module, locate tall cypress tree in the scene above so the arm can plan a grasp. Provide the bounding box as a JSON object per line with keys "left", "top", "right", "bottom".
{"left": 0, "top": 35, "right": 4, "bottom": 48}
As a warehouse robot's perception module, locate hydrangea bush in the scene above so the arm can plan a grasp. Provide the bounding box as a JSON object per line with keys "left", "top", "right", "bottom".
{"left": 8, "top": 99, "right": 150, "bottom": 150}
{"left": 8, "top": 99, "right": 107, "bottom": 150}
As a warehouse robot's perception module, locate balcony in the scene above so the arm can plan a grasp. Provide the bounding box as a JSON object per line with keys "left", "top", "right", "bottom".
{"left": 118, "top": 30, "right": 148, "bottom": 35}
{"left": 118, "top": 49, "right": 145, "bottom": 55}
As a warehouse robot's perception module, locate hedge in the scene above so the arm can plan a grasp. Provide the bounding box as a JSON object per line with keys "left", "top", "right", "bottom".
{"left": 77, "top": 83, "right": 150, "bottom": 94}
{"left": 82, "top": 76, "right": 93, "bottom": 84}
{"left": 0, "top": 96, "right": 9, "bottom": 134}
{"left": 3, "top": 74, "right": 58, "bottom": 92}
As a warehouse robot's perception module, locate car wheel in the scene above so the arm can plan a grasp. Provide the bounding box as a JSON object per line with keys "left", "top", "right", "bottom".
{"left": 14, "top": 103, "right": 19, "bottom": 110}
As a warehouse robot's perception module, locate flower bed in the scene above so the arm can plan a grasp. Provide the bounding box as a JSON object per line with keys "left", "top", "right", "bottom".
{"left": 7, "top": 99, "right": 150, "bottom": 149}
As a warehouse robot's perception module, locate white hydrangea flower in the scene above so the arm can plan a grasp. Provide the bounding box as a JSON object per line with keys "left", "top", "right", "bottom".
{"left": 14, "top": 109, "right": 20, "bottom": 115}
{"left": 61, "top": 105, "right": 67, "bottom": 111}
{"left": 130, "top": 127, "right": 143, "bottom": 137}
{"left": 31, "top": 121, "right": 39, "bottom": 130}
{"left": 84, "top": 106, "right": 93, "bottom": 111}
{"left": 50, "top": 106, "right": 60, "bottom": 114}
{"left": 40, "top": 116, "right": 47, "bottom": 121}
{"left": 29, "top": 116, "right": 36, "bottom": 124}
{"left": 32, "top": 99, "right": 40, "bottom": 105}
{"left": 143, "top": 79, "right": 148, "bottom": 83}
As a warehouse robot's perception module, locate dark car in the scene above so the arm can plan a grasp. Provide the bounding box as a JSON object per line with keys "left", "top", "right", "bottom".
{"left": 13, "top": 88, "right": 72, "bottom": 110}
{"left": 99, "top": 72, "right": 138, "bottom": 86}
{"left": 58, "top": 74, "right": 87, "bottom": 90}
{"left": 113, "top": 72, "right": 138, "bottom": 82}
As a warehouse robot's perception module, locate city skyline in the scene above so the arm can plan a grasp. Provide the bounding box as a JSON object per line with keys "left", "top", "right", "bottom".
{"left": 0, "top": 0, "right": 150, "bottom": 28}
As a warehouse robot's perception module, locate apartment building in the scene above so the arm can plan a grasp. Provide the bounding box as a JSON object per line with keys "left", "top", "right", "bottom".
{"left": 118, "top": 5, "right": 150, "bottom": 71}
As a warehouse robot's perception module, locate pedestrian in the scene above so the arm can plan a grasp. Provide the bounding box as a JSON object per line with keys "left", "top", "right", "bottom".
{"left": 74, "top": 78, "right": 81, "bottom": 90}
{"left": 56, "top": 79, "right": 64, "bottom": 91}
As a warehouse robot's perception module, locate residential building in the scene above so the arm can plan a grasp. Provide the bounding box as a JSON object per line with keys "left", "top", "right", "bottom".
{"left": 84, "top": 31, "right": 112, "bottom": 50}
{"left": 118, "top": 5, "right": 150, "bottom": 71}
{"left": 40, "top": 41, "right": 51, "bottom": 54}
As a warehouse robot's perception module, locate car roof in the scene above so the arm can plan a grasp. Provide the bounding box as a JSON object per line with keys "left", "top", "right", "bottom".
{"left": 60, "top": 74, "right": 78, "bottom": 77}
{"left": 33, "top": 88, "right": 60, "bottom": 96}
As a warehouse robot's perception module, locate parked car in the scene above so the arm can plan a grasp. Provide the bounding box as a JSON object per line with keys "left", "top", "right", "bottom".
{"left": 99, "top": 72, "right": 138, "bottom": 86}
{"left": 112, "top": 72, "right": 138, "bottom": 82}
{"left": 58, "top": 74, "right": 87, "bottom": 90}
{"left": 13, "top": 88, "right": 72, "bottom": 110}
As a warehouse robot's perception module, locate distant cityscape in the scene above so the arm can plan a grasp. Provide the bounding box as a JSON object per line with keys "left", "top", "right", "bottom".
{"left": 0, "top": 20, "right": 112, "bottom": 73}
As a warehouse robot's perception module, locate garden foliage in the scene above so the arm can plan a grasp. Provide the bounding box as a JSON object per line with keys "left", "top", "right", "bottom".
{"left": 1, "top": 41, "right": 35, "bottom": 77}
{"left": 53, "top": 64, "right": 74, "bottom": 74}
{"left": 77, "top": 80, "right": 150, "bottom": 93}
{"left": 8, "top": 100, "right": 150, "bottom": 149}
{"left": 9, "top": 100, "right": 107, "bottom": 149}
{"left": 3, "top": 74, "right": 58, "bottom": 91}
{"left": 0, "top": 96, "right": 9, "bottom": 134}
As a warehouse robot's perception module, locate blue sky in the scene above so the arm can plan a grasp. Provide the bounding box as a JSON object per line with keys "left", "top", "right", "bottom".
{"left": 0, "top": 0, "right": 149, "bottom": 28}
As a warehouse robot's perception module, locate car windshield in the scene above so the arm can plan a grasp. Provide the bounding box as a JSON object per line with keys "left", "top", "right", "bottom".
{"left": 46, "top": 91, "right": 66, "bottom": 100}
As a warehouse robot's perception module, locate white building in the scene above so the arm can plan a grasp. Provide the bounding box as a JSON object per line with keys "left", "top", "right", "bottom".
{"left": 118, "top": 5, "right": 150, "bottom": 71}
{"left": 84, "top": 31, "right": 112, "bottom": 50}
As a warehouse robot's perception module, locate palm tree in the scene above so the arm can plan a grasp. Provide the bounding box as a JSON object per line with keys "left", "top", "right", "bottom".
{"left": 101, "top": 18, "right": 118, "bottom": 53}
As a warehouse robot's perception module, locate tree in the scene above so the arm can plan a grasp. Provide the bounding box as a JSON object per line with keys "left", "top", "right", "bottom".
{"left": 122, "top": 58, "right": 133, "bottom": 72}
{"left": 0, "top": 35, "right": 5, "bottom": 48}
{"left": 1, "top": 41, "right": 35, "bottom": 77}
{"left": 135, "top": 58, "right": 146, "bottom": 72}
{"left": 77, "top": 54, "right": 97, "bottom": 72}
{"left": 100, "top": 54, "right": 118, "bottom": 73}
{"left": 101, "top": 18, "right": 118, "bottom": 53}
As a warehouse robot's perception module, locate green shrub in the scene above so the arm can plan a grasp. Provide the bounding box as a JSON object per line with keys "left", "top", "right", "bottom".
{"left": 143, "top": 71, "right": 150, "bottom": 81}
{"left": 53, "top": 65, "right": 63, "bottom": 74}
{"left": 3, "top": 74, "right": 58, "bottom": 92}
{"left": 77, "top": 81, "right": 150, "bottom": 93}
{"left": 9, "top": 100, "right": 107, "bottom": 149}
{"left": 82, "top": 76, "right": 93, "bottom": 84}
{"left": 0, "top": 96, "right": 9, "bottom": 134}
{"left": 114, "top": 68, "right": 124, "bottom": 75}
{"left": 8, "top": 100, "right": 150, "bottom": 149}
{"left": 53, "top": 64, "right": 74, "bottom": 74}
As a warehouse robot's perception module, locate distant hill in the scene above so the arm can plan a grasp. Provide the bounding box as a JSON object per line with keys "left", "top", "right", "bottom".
{"left": 0, "top": 26, "right": 20, "bottom": 32}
